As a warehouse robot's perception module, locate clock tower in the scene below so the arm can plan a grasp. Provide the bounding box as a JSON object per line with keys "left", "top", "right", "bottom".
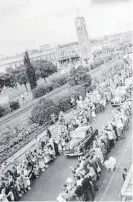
{"left": 75, "top": 16, "right": 91, "bottom": 67}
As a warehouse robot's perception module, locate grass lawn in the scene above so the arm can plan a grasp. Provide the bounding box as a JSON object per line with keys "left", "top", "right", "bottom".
{"left": 0, "top": 78, "right": 47, "bottom": 100}
{"left": 0, "top": 68, "right": 69, "bottom": 101}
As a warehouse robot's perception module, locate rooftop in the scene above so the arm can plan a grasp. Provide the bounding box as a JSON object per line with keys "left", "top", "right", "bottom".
{"left": 0, "top": 30, "right": 132, "bottom": 62}
{"left": 59, "top": 41, "right": 79, "bottom": 48}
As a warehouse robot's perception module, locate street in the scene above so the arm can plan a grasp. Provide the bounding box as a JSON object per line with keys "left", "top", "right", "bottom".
{"left": 20, "top": 104, "right": 132, "bottom": 201}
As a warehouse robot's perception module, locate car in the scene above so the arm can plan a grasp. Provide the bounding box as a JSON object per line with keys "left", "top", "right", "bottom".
{"left": 64, "top": 125, "right": 98, "bottom": 156}
{"left": 111, "top": 86, "right": 127, "bottom": 107}
{"left": 111, "top": 96, "right": 122, "bottom": 107}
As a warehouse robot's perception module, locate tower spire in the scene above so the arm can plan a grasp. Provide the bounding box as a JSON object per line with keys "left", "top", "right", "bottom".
{"left": 75, "top": 16, "right": 90, "bottom": 67}
{"left": 77, "top": 8, "right": 80, "bottom": 17}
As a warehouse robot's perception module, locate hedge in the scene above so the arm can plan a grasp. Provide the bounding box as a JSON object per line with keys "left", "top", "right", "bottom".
{"left": 32, "top": 72, "right": 69, "bottom": 99}
{"left": 49, "top": 72, "right": 69, "bottom": 86}
{"left": 0, "top": 101, "right": 20, "bottom": 118}
{"left": 0, "top": 105, "right": 5, "bottom": 117}
{"left": 31, "top": 97, "right": 72, "bottom": 126}
{"left": 56, "top": 96, "right": 72, "bottom": 113}
{"left": 32, "top": 82, "right": 54, "bottom": 98}
{"left": 31, "top": 84, "right": 87, "bottom": 126}
{"left": 0, "top": 104, "right": 11, "bottom": 117}
{"left": 31, "top": 98, "right": 59, "bottom": 125}
{"left": 9, "top": 100, "right": 20, "bottom": 111}
{"left": 90, "top": 59, "right": 104, "bottom": 70}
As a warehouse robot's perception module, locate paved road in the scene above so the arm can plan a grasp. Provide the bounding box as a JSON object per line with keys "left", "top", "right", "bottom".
{"left": 21, "top": 105, "right": 117, "bottom": 201}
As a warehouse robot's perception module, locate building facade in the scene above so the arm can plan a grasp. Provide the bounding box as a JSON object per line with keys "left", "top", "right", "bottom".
{"left": 56, "top": 42, "right": 81, "bottom": 68}
{"left": 0, "top": 42, "right": 81, "bottom": 73}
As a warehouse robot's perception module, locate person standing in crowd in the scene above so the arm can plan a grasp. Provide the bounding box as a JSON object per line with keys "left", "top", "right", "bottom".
{"left": 89, "top": 155, "right": 99, "bottom": 180}
{"left": 122, "top": 168, "right": 128, "bottom": 181}
{"left": 37, "top": 148, "right": 45, "bottom": 172}
{"left": 106, "top": 128, "right": 115, "bottom": 150}
{"left": 70, "top": 95, "right": 76, "bottom": 108}
{"left": 46, "top": 128, "right": 52, "bottom": 141}
{"left": 115, "top": 112, "right": 124, "bottom": 139}
{"left": 76, "top": 176, "right": 83, "bottom": 186}
{"left": 81, "top": 175, "right": 95, "bottom": 201}
{"left": 74, "top": 185, "right": 84, "bottom": 201}
{"left": 111, "top": 118, "right": 119, "bottom": 141}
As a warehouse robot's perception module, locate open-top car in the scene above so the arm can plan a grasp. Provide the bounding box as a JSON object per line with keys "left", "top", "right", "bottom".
{"left": 64, "top": 125, "right": 98, "bottom": 156}
{"left": 111, "top": 79, "right": 132, "bottom": 107}
{"left": 111, "top": 86, "right": 126, "bottom": 107}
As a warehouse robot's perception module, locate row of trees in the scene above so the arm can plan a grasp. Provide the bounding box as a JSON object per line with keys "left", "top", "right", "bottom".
{"left": 0, "top": 73, "right": 16, "bottom": 92}
{"left": 0, "top": 51, "right": 57, "bottom": 92}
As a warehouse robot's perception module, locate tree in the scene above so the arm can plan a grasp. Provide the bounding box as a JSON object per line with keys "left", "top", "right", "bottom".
{"left": 3, "top": 73, "right": 16, "bottom": 88}
{"left": 6, "top": 67, "right": 14, "bottom": 74}
{"left": 0, "top": 72, "right": 16, "bottom": 92}
{"left": 24, "top": 51, "right": 37, "bottom": 90}
{"left": 68, "top": 65, "right": 92, "bottom": 89}
{"left": 33, "top": 59, "right": 57, "bottom": 83}
{"left": 0, "top": 73, "right": 5, "bottom": 93}
{"left": 76, "top": 65, "right": 92, "bottom": 88}
{"left": 6, "top": 67, "right": 17, "bottom": 88}
{"left": 67, "top": 66, "right": 77, "bottom": 86}
{"left": 14, "top": 65, "right": 28, "bottom": 91}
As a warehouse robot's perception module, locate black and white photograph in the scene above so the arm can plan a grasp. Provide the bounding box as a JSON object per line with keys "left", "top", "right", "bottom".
{"left": 0, "top": 0, "right": 132, "bottom": 201}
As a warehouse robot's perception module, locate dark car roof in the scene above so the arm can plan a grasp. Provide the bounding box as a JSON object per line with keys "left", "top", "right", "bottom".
{"left": 70, "top": 128, "right": 97, "bottom": 149}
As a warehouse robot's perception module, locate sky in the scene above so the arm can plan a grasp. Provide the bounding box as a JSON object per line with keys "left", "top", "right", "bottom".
{"left": 0, "top": 0, "right": 132, "bottom": 56}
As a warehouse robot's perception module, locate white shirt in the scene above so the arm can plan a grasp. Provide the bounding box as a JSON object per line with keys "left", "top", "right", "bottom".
{"left": 115, "top": 118, "right": 123, "bottom": 129}
{"left": 77, "top": 179, "right": 83, "bottom": 186}
{"left": 107, "top": 131, "right": 114, "bottom": 140}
